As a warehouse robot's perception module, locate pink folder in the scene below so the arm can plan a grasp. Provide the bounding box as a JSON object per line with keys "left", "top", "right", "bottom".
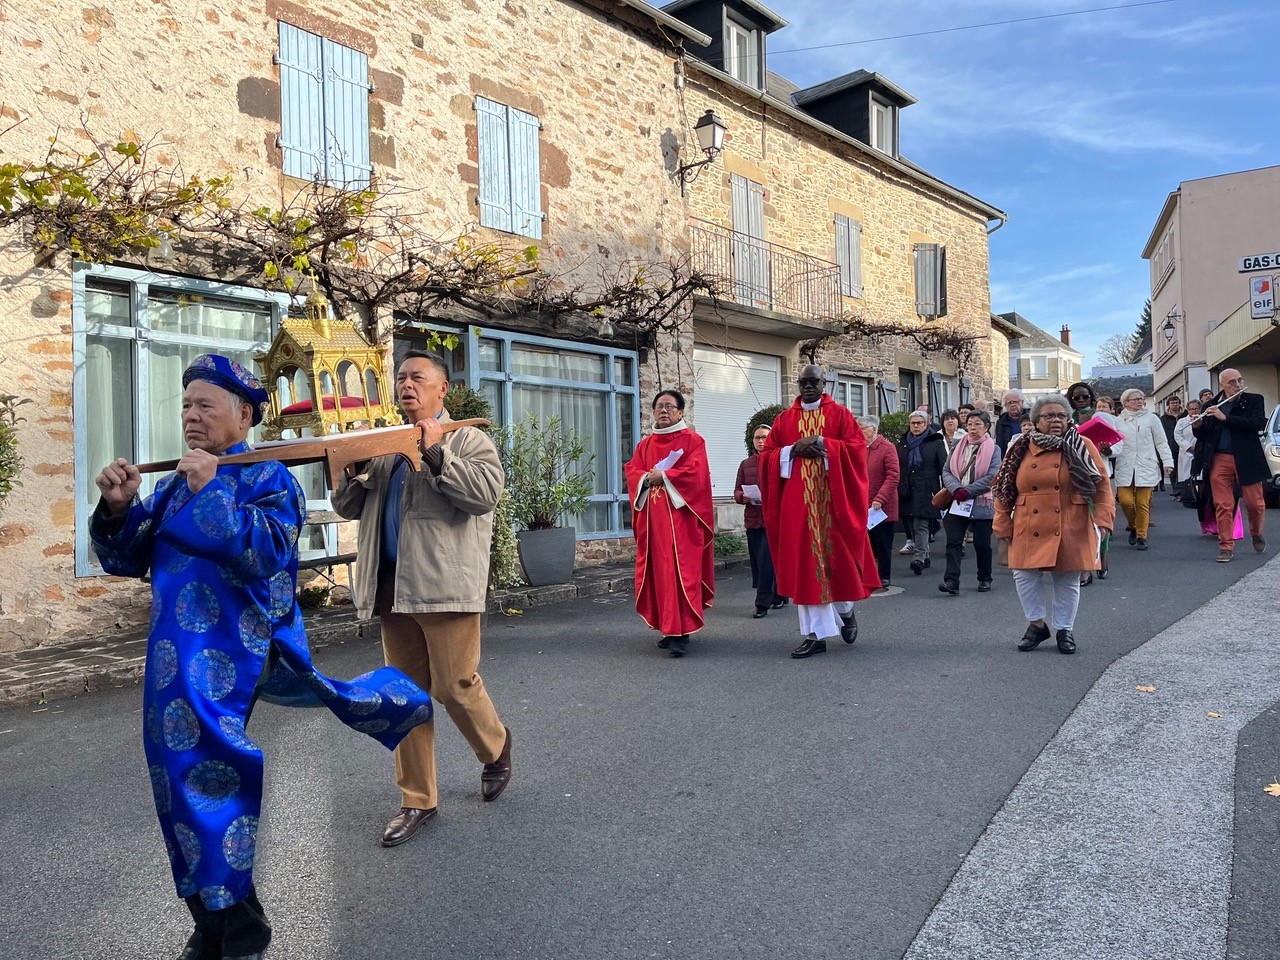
{"left": 1076, "top": 415, "right": 1124, "bottom": 448}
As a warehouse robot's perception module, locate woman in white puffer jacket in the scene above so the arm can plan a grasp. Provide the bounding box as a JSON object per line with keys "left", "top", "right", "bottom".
{"left": 1113, "top": 388, "right": 1173, "bottom": 550}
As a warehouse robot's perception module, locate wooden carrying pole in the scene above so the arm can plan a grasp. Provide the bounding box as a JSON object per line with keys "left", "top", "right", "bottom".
{"left": 134, "top": 419, "right": 491, "bottom": 490}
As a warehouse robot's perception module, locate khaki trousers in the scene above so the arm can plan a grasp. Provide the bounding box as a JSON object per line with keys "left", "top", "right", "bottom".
{"left": 1209, "top": 453, "right": 1267, "bottom": 552}
{"left": 377, "top": 571, "right": 506, "bottom": 809}
{"left": 1117, "top": 484, "right": 1153, "bottom": 538}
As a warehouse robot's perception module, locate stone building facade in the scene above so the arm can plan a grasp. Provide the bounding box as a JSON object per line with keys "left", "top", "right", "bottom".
{"left": 0, "top": 0, "right": 1005, "bottom": 650}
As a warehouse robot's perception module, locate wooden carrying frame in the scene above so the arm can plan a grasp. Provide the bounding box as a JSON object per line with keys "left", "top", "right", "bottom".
{"left": 134, "top": 419, "right": 491, "bottom": 490}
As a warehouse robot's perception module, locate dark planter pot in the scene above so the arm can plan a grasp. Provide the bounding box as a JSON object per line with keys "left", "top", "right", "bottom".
{"left": 516, "top": 526, "right": 577, "bottom": 586}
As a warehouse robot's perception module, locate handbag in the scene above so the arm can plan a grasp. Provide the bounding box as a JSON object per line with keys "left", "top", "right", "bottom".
{"left": 931, "top": 488, "right": 954, "bottom": 509}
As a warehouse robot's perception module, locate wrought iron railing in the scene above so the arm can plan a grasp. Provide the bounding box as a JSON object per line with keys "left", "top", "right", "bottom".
{"left": 689, "top": 218, "right": 842, "bottom": 322}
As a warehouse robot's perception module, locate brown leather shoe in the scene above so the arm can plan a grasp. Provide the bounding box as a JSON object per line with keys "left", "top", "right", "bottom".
{"left": 381, "top": 806, "right": 436, "bottom": 847}
{"left": 482, "top": 726, "right": 512, "bottom": 802}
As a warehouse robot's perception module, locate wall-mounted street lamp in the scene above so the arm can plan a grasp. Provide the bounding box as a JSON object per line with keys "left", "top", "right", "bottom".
{"left": 1162, "top": 310, "right": 1184, "bottom": 343}
{"left": 677, "top": 110, "right": 727, "bottom": 196}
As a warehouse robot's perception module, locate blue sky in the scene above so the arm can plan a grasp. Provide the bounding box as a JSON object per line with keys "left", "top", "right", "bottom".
{"left": 761, "top": 0, "right": 1275, "bottom": 371}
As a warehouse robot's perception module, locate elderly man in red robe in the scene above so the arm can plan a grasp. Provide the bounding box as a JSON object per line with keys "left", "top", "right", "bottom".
{"left": 625, "top": 389, "right": 715, "bottom": 658}
{"left": 759, "top": 364, "right": 882, "bottom": 658}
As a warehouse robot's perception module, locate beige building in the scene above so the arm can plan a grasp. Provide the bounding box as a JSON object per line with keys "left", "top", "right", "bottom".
{"left": 1143, "top": 165, "right": 1280, "bottom": 407}
{"left": 999, "top": 312, "right": 1083, "bottom": 401}
{"left": 0, "top": 0, "right": 1004, "bottom": 650}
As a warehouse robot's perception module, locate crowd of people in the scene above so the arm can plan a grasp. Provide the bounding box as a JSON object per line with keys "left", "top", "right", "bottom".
{"left": 88, "top": 348, "right": 1270, "bottom": 959}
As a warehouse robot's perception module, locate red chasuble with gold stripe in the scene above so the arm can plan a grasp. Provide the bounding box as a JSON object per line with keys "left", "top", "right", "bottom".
{"left": 758, "top": 396, "right": 881, "bottom": 604}
{"left": 625, "top": 426, "right": 715, "bottom": 636}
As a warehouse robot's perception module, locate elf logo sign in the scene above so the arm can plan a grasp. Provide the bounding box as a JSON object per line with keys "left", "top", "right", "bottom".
{"left": 1250, "top": 275, "right": 1275, "bottom": 319}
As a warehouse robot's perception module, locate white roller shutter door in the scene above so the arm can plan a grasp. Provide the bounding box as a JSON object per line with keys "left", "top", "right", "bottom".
{"left": 692, "top": 345, "right": 782, "bottom": 496}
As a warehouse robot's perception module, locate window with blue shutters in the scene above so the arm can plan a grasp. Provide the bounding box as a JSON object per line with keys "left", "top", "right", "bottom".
{"left": 277, "top": 22, "right": 371, "bottom": 188}
{"left": 835, "top": 214, "right": 863, "bottom": 298}
{"left": 476, "top": 96, "right": 544, "bottom": 240}
{"left": 913, "top": 242, "right": 948, "bottom": 318}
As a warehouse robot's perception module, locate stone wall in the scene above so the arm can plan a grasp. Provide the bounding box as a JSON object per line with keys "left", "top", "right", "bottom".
{"left": 0, "top": 0, "right": 702, "bottom": 649}
{"left": 681, "top": 74, "right": 998, "bottom": 401}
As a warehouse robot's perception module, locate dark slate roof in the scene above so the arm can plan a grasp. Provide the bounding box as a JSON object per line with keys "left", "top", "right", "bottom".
{"left": 792, "top": 70, "right": 917, "bottom": 108}
{"left": 997, "top": 311, "right": 1078, "bottom": 354}
{"left": 1089, "top": 373, "right": 1154, "bottom": 400}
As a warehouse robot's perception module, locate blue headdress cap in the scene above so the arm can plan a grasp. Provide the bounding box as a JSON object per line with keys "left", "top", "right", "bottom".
{"left": 182, "top": 354, "right": 269, "bottom": 426}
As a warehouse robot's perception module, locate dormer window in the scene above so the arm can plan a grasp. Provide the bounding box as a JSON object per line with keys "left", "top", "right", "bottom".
{"left": 725, "top": 17, "right": 759, "bottom": 87}
{"left": 870, "top": 97, "right": 895, "bottom": 155}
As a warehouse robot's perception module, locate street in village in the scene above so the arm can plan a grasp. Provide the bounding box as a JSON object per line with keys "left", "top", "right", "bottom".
{"left": 2, "top": 495, "right": 1278, "bottom": 960}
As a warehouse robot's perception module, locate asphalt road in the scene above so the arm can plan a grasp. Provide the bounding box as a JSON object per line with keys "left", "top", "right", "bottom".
{"left": 0, "top": 494, "right": 1271, "bottom": 960}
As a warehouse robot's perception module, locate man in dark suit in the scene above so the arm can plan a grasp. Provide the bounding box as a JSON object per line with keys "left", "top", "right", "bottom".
{"left": 1159, "top": 395, "right": 1182, "bottom": 495}
{"left": 1193, "top": 369, "right": 1268, "bottom": 561}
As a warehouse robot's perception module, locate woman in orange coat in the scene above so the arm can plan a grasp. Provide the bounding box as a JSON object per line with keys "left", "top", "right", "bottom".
{"left": 993, "top": 394, "right": 1115, "bottom": 655}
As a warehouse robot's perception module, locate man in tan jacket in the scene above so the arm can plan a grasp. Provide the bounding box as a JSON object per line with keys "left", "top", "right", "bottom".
{"left": 332, "top": 350, "right": 510, "bottom": 847}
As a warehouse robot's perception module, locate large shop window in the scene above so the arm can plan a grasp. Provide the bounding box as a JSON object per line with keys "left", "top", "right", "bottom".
{"left": 466, "top": 330, "right": 637, "bottom": 538}
{"left": 70, "top": 266, "right": 330, "bottom": 576}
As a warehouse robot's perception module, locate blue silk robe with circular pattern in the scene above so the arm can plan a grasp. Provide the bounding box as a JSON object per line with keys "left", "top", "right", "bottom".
{"left": 90, "top": 443, "right": 432, "bottom": 910}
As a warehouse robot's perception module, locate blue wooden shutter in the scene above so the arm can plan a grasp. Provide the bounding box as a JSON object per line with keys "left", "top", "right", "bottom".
{"left": 476, "top": 98, "right": 513, "bottom": 233}
{"left": 278, "top": 23, "right": 324, "bottom": 181}
{"left": 937, "top": 245, "right": 949, "bottom": 317}
{"left": 835, "top": 215, "right": 862, "bottom": 298}
{"left": 321, "top": 38, "right": 371, "bottom": 187}
{"left": 914, "top": 242, "right": 940, "bottom": 316}
{"left": 508, "top": 106, "right": 542, "bottom": 240}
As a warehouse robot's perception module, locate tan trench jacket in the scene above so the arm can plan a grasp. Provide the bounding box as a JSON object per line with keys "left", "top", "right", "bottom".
{"left": 330, "top": 412, "right": 504, "bottom": 619}
{"left": 993, "top": 438, "right": 1116, "bottom": 573}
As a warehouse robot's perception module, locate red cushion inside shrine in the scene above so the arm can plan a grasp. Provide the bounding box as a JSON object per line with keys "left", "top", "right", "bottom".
{"left": 280, "top": 395, "right": 368, "bottom": 415}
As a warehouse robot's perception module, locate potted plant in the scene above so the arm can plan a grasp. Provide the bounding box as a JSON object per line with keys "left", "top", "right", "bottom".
{"left": 501, "top": 412, "right": 596, "bottom": 586}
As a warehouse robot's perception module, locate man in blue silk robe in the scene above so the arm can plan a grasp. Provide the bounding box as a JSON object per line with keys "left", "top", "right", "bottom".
{"left": 91, "top": 354, "right": 431, "bottom": 960}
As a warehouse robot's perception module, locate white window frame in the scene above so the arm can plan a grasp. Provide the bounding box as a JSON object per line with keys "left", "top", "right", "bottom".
{"left": 725, "top": 17, "right": 758, "bottom": 87}
{"left": 870, "top": 97, "right": 895, "bottom": 155}
{"left": 1030, "top": 355, "right": 1048, "bottom": 379}
{"left": 831, "top": 375, "right": 869, "bottom": 417}
{"left": 913, "top": 242, "right": 948, "bottom": 317}
{"left": 71, "top": 264, "right": 297, "bottom": 577}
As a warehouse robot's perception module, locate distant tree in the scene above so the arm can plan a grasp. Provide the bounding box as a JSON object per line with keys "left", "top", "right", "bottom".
{"left": 1130, "top": 299, "right": 1152, "bottom": 361}
{"left": 1096, "top": 332, "right": 1137, "bottom": 367}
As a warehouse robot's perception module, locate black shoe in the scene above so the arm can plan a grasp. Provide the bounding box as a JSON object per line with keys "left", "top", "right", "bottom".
{"left": 770, "top": 598, "right": 789, "bottom": 609}
{"left": 1056, "top": 629, "right": 1076, "bottom": 654}
{"left": 1080, "top": 572, "right": 1094, "bottom": 587}
{"left": 382, "top": 806, "right": 438, "bottom": 846}
{"left": 752, "top": 608, "right": 768, "bottom": 619}
{"left": 911, "top": 559, "right": 924, "bottom": 575}
{"left": 880, "top": 578, "right": 891, "bottom": 589}
{"left": 657, "top": 636, "right": 673, "bottom": 649}
{"left": 791, "top": 636, "right": 827, "bottom": 658}
{"left": 1128, "top": 530, "right": 1137, "bottom": 546}
{"left": 175, "top": 930, "right": 220, "bottom": 960}
{"left": 938, "top": 580, "right": 958, "bottom": 595}
{"left": 481, "top": 726, "right": 513, "bottom": 801}
{"left": 669, "top": 635, "right": 689, "bottom": 658}
{"left": 923, "top": 557, "right": 931, "bottom": 569}
{"left": 841, "top": 611, "right": 858, "bottom": 644}
{"left": 1017, "top": 623, "right": 1051, "bottom": 651}
{"left": 1135, "top": 538, "right": 1148, "bottom": 551}
{"left": 977, "top": 580, "right": 992, "bottom": 592}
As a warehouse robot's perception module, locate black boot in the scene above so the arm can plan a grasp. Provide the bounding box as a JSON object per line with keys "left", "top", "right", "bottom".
{"left": 178, "top": 896, "right": 221, "bottom": 960}
{"left": 791, "top": 636, "right": 827, "bottom": 658}
{"left": 668, "top": 635, "right": 689, "bottom": 658}
{"left": 218, "top": 887, "right": 272, "bottom": 960}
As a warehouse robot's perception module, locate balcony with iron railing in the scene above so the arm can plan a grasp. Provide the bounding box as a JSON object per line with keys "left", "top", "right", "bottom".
{"left": 689, "top": 218, "right": 843, "bottom": 333}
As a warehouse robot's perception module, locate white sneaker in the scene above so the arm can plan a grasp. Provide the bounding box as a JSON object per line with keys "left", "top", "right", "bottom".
{"left": 899, "top": 541, "right": 915, "bottom": 555}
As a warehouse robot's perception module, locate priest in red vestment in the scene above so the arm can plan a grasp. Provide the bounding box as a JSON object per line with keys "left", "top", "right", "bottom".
{"left": 625, "top": 389, "right": 715, "bottom": 658}
{"left": 759, "top": 364, "right": 881, "bottom": 658}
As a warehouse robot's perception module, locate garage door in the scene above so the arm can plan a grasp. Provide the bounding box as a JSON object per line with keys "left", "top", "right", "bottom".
{"left": 692, "top": 345, "right": 782, "bottom": 496}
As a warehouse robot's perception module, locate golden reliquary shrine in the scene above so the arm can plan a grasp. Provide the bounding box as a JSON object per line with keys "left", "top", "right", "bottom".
{"left": 255, "top": 289, "right": 402, "bottom": 440}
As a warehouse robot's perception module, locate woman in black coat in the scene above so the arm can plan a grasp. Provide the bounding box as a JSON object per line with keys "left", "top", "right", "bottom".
{"left": 897, "top": 410, "right": 949, "bottom": 575}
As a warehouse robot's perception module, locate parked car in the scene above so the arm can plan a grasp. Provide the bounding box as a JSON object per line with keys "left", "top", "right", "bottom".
{"left": 1265, "top": 403, "right": 1280, "bottom": 508}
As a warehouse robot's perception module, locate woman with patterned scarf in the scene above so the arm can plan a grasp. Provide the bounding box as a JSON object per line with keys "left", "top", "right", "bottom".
{"left": 937, "top": 411, "right": 1001, "bottom": 595}
{"left": 993, "top": 394, "right": 1116, "bottom": 655}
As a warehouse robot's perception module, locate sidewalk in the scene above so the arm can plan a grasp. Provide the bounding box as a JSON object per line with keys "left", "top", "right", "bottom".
{"left": 0, "top": 555, "right": 746, "bottom": 711}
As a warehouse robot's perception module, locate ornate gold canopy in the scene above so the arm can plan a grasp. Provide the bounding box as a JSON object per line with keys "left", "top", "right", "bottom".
{"left": 255, "top": 290, "right": 402, "bottom": 440}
